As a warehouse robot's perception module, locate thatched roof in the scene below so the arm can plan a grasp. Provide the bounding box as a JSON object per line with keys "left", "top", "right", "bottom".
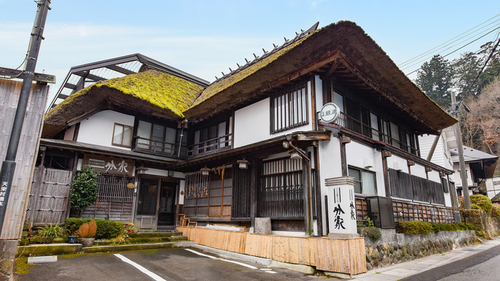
{"left": 45, "top": 21, "right": 456, "bottom": 138}
{"left": 42, "top": 70, "right": 204, "bottom": 138}
{"left": 184, "top": 21, "right": 457, "bottom": 134}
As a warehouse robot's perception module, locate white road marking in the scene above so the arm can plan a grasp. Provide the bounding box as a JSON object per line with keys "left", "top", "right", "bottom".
{"left": 114, "top": 254, "right": 167, "bottom": 281}
{"left": 265, "top": 271, "right": 277, "bottom": 274}
{"left": 185, "top": 249, "right": 258, "bottom": 269}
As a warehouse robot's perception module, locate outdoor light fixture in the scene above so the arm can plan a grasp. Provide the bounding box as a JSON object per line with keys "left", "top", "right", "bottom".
{"left": 237, "top": 159, "right": 250, "bottom": 169}
{"left": 290, "top": 151, "right": 302, "bottom": 160}
{"left": 282, "top": 141, "right": 289, "bottom": 149}
{"left": 200, "top": 166, "right": 210, "bottom": 176}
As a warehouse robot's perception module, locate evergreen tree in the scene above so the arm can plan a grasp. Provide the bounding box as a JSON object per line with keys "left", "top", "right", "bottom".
{"left": 415, "top": 55, "right": 453, "bottom": 109}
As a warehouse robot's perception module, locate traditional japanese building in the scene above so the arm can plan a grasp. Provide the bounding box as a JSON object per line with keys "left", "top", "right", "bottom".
{"left": 34, "top": 21, "right": 458, "bottom": 236}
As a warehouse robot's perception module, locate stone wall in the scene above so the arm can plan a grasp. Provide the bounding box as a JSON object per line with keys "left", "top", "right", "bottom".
{"left": 461, "top": 210, "right": 500, "bottom": 238}
{"left": 364, "top": 230, "right": 476, "bottom": 270}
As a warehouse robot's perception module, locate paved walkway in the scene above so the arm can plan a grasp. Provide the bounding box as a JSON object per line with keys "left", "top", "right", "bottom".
{"left": 353, "top": 238, "right": 500, "bottom": 280}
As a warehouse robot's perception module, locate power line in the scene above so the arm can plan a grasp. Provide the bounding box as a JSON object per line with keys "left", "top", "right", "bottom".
{"left": 401, "top": 22, "right": 500, "bottom": 73}
{"left": 405, "top": 26, "right": 500, "bottom": 76}
{"left": 399, "top": 13, "right": 500, "bottom": 69}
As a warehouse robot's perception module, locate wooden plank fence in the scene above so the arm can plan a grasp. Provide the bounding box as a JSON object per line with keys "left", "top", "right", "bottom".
{"left": 0, "top": 80, "right": 49, "bottom": 239}
{"left": 26, "top": 167, "right": 72, "bottom": 226}
{"left": 178, "top": 226, "right": 366, "bottom": 275}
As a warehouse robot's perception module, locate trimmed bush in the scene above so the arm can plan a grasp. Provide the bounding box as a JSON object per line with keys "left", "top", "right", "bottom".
{"left": 398, "top": 220, "right": 432, "bottom": 235}
{"left": 65, "top": 218, "right": 123, "bottom": 239}
{"left": 492, "top": 204, "right": 500, "bottom": 219}
{"left": 398, "top": 220, "right": 473, "bottom": 235}
{"left": 459, "top": 194, "right": 493, "bottom": 213}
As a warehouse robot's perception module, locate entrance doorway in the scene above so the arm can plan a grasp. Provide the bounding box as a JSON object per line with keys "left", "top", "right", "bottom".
{"left": 158, "top": 181, "right": 177, "bottom": 226}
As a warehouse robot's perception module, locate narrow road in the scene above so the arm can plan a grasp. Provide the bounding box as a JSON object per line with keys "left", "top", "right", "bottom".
{"left": 402, "top": 244, "right": 500, "bottom": 281}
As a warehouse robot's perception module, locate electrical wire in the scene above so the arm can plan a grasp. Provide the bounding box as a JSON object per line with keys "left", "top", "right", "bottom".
{"left": 399, "top": 13, "right": 500, "bottom": 69}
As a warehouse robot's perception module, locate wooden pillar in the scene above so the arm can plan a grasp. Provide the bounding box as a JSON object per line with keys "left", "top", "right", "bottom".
{"left": 382, "top": 150, "right": 392, "bottom": 197}
{"left": 340, "top": 135, "right": 350, "bottom": 177}
{"left": 313, "top": 146, "right": 323, "bottom": 236}
{"left": 250, "top": 159, "right": 259, "bottom": 229}
{"left": 302, "top": 156, "right": 312, "bottom": 235}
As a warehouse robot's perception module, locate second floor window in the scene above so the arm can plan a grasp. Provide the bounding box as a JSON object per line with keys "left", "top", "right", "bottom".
{"left": 270, "top": 81, "right": 309, "bottom": 134}
{"left": 112, "top": 123, "right": 133, "bottom": 147}
{"left": 349, "top": 167, "right": 376, "bottom": 195}
{"left": 136, "top": 120, "right": 177, "bottom": 156}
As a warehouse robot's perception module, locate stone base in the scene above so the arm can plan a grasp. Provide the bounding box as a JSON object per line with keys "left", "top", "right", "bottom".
{"left": 327, "top": 233, "right": 359, "bottom": 239}
{"left": 254, "top": 217, "right": 271, "bottom": 235}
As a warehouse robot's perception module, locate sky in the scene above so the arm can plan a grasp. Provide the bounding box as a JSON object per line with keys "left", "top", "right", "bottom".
{"left": 1, "top": 0, "right": 500, "bottom": 104}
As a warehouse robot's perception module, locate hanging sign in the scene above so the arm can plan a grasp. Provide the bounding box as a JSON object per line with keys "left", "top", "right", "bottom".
{"left": 319, "top": 103, "right": 340, "bottom": 123}
{"left": 82, "top": 154, "right": 135, "bottom": 177}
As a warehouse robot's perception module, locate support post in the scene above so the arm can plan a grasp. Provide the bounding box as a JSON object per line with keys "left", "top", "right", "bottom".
{"left": 451, "top": 93, "right": 471, "bottom": 209}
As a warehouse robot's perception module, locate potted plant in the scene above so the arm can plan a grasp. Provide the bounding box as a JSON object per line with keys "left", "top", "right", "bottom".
{"left": 77, "top": 220, "right": 97, "bottom": 247}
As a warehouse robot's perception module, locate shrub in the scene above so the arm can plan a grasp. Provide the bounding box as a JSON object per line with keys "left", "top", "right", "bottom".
{"left": 459, "top": 194, "right": 493, "bottom": 213}
{"left": 357, "top": 226, "right": 381, "bottom": 242}
{"left": 70, "top": 166, "right": 99, "bottom": 217}
{"left": 399, "top": 220, "right": 474, "bottom": 235}
{"left": 38, "top": 224, "right": 63, "bottom": 238}
{"left": 492, "top": 204, "right": 500, "bottom": 219}
{"left": 65, "top": 218, "right": 123, "bottom": 239}
{"left": 398, "top": 220, "right": 432, "bottom": 235}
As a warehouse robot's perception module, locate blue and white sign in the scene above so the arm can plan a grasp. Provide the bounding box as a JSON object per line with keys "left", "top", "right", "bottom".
{"left": 319, "top": 103, "right": 340, "bottom": 123}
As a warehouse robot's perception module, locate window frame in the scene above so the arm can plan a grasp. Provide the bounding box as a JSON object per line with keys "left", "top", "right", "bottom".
{"left": 112, "top": 123, "right": 133, "bottom": 148}
{"left": 348, "top": 166, "right": 377, "bottom": 196}
{"left": 270, "top": 81, "right": 309, "bottom": 134}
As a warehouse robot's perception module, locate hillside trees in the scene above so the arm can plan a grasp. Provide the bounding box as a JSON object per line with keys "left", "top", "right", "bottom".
{"left": 461, "top": 78, "right": 500, "bottom": 155}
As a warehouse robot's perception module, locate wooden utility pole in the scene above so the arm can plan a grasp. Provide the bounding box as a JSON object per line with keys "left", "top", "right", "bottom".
{"left": 451, "top": 92, "right": 471, "bottom": 209}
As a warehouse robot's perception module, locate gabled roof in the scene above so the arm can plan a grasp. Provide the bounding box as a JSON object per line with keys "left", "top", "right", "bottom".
{"left": 451, "top": 146, "right": 499, "bottom": 179}
{"left": 184, "top": 21, "right": 457, "bottom": 134}
{"left": 42, "top": 70, "right": 204, "bottom": 138}
{"left": 47, "top": 53, "right": 209, "bottom": 111}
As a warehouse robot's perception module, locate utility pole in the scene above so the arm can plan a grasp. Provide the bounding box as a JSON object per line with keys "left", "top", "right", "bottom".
{"left": 451, "top": 92, "right": 471, "bottom": 209}
{"left": 0, "top": 0, "right": 50, "bottom": 234}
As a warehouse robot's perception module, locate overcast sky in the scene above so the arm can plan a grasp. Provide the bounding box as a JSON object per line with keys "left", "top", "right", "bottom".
{"left": 1, "top": 0, "right": 500, "bottom": 103}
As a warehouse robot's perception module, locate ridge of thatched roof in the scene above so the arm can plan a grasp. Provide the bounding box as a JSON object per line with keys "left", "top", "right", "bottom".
{"left": 183, "top": 21, "right": 457, "bottom": 134}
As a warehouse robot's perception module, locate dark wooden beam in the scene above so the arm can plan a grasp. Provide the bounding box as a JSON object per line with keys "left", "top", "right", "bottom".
{"left": 0, "top": 67, "right": 55, "bottom": 84}
{"left": 73, "top": 71, "right": 106, "bottom": 82}
{"left": 106, "top": 65, "right": 136, "bottom": 75}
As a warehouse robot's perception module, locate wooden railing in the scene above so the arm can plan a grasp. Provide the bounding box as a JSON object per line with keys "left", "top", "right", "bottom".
{"left": 334, "top": 112, "right": 418, "bottom": 155}
{"left": 187, "top": 133, "right": 232, "bottom": 156}
{"left": 133, "top": 136, "right": 186, "bottom": 158}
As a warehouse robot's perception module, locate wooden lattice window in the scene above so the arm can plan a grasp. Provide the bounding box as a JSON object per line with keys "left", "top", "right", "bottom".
{"left": 270, "top": 81, "right": 309, "bottom": 134}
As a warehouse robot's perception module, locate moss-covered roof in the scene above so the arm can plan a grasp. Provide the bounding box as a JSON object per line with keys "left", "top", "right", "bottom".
{"left": 190, "top": 35, "right": 310, "bottom": 109}
{"left": 47, "top": 70, "right": 203, "bottom": 119}
{"left": 43, "top": 70, "right": 204, "bottom": 138}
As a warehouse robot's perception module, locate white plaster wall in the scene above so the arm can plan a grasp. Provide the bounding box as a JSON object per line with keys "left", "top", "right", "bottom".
{"left": 388, "top": 155, "right": 410, "bottom": 173}
{"left": 233, "top": 82, "right": 314, "bottom": 148}
{"left": 419, "top": 133, "right": 453, "bottom": 170}
{"left": 345, "top": 140, "right": 385, "bottom": 196}
{"left": 453, "top": 163, "right": 474, "bottom": 187}
{"left": 77, "top": 110, "right": 135, "bottom": 149}
{"left": 318, "top": 136, "right": 342, "bottom": 236}
{"left": 410, "top": 164, "right": 427, "bottom": 179}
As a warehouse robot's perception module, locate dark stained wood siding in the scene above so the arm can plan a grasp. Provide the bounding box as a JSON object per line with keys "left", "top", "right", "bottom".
{"left": 389, "top": 168, "right": 445, "bottom": 204}
{"left": 231, "top": 164, "right": 251, "bottom": 219}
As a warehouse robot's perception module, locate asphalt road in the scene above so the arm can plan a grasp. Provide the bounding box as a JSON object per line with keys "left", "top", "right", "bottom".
{"left": 402, "top": 244, "right": 500, "bottom": 281}
{"left": 18, "top": 247, "right": 321, "bottom": 281}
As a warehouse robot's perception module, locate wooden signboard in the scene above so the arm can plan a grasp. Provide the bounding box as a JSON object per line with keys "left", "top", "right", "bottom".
{"left": 82, "top": 154, "right": 135, "bottom": 177}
